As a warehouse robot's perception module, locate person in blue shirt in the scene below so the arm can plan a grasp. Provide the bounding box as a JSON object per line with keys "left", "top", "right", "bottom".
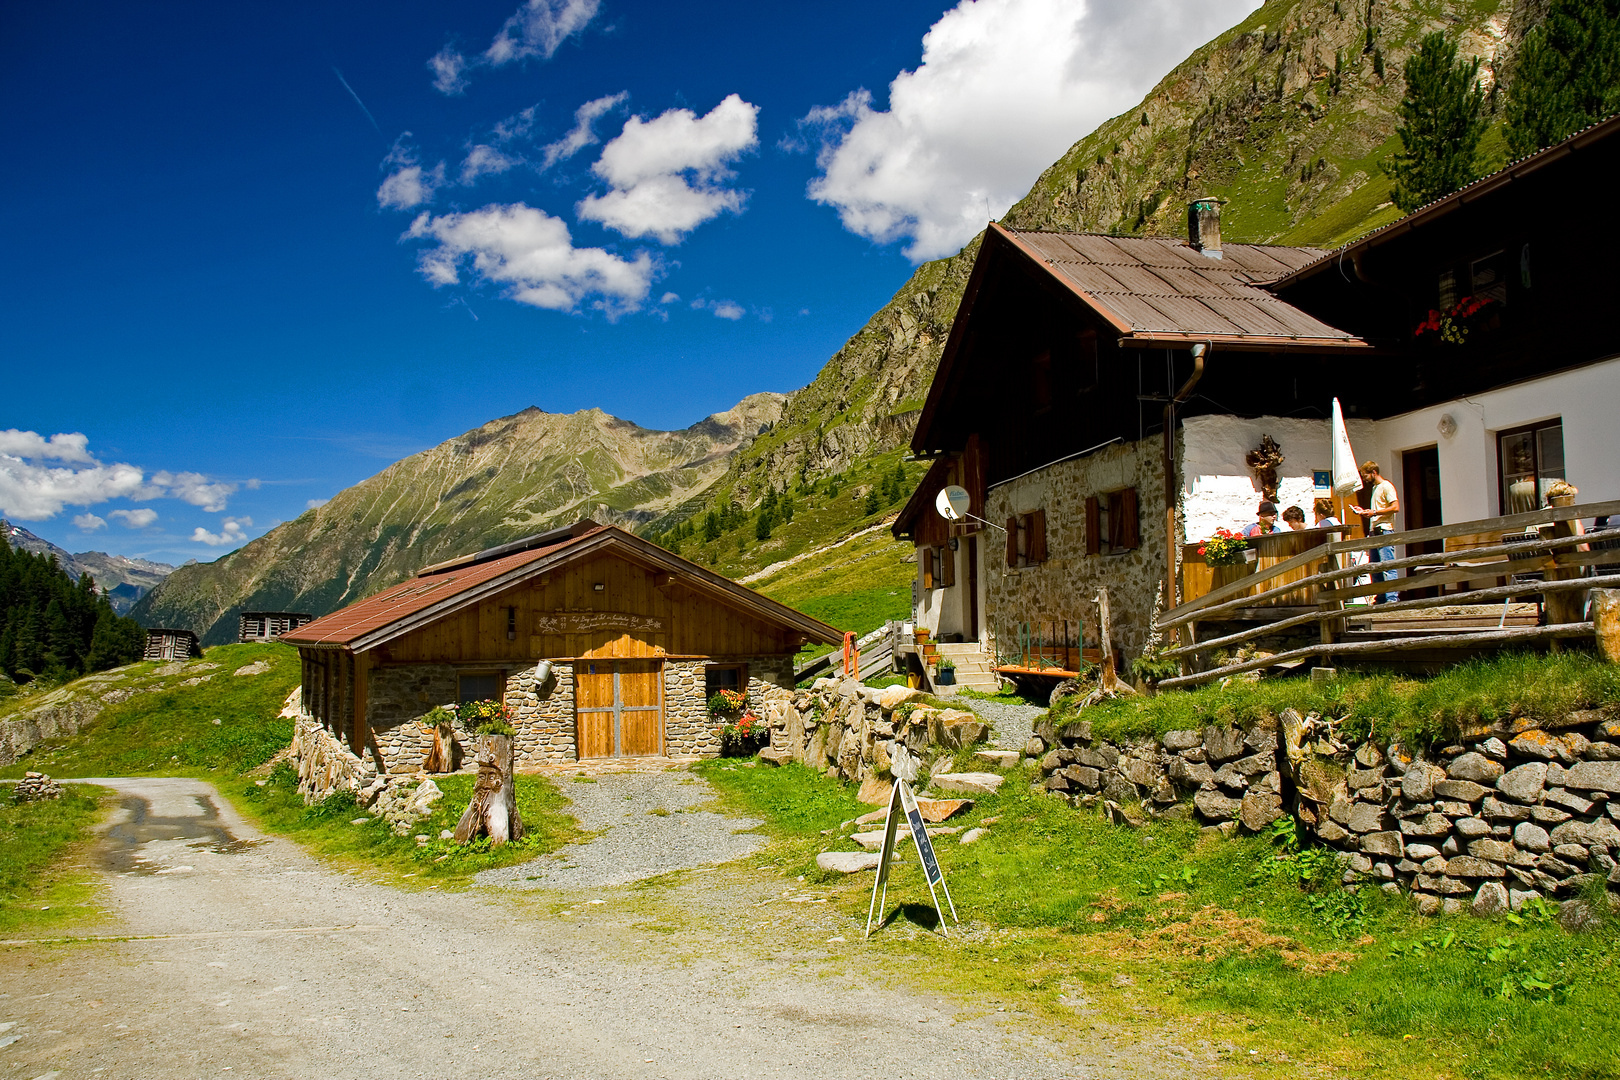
{"left": 1242, "top": 501, "right": 1279, "bottom": 537}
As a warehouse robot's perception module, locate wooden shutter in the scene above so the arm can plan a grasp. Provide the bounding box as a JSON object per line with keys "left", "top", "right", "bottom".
{"left": 1118, "top": 487, "right": 1140, "bottom": 550}
{"left": 1028, "top": 509, "right": 1048, "bottom": 564}
{"left": 1006, "top": 516, "right": 1020, "bottom": 566}
{"left": 922, "top": 547, "right": 935, "bottom": 590}
{"left": 1085, "top": 497, "right": 1100, "bottom": 556}
{"left": 938, "top": 546, "right": 956, "bottom": 587}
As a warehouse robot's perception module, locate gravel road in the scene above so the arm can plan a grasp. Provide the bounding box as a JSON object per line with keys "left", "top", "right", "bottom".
{"left": 0, "top": 775, "right": 1213, "bottom": 1079}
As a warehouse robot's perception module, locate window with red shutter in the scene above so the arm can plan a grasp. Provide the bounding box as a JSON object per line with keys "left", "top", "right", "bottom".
{"left": 1027, "top": 509, "right": 1048, "bottom": 564}
{"left": 921, "top": 547, "right": 935, "bottom": 590}
{"left": 1085, "top": 497, "right": 1100, "bottom": 556}
{"left": 1006, "top": 516, "right": 1019, "bottom": 566}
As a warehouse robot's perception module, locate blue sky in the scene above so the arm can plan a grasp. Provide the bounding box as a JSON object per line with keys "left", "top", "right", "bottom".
{"left": 2, "top": 0, "right": 1258, "bottom": 567}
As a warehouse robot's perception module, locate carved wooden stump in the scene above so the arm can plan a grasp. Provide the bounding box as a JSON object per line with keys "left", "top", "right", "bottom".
{"left": 422, "top": 719, "right": 458, "bottom": 774}
{"left": 453, "top": 735, "right": 524, "bottom": 845}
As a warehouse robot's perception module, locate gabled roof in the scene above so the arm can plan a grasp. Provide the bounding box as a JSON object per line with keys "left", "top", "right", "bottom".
{"left": 994, "top": 225, "right": 1366, "bottom": 349}
{"left": 279, "top": 522, "right": 842, "bottom": 652}
{"left": 892, "top": 456, "right": 951, "bottom": 540}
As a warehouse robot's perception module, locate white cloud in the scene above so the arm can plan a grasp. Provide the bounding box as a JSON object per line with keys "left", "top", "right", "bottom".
{"left": 459, "top": 144, "right": 519, "bottom": 184}
{"left": 0, "top": 429, "right": 95, "bottom": 464}
{"left": 431, "top": 0, "right": 601, "bottom": 95}
{"left": 378, "top": 135, "right": 446, "bottom": 210}
{"left": 191, "top": 517, "right": 250, "bottom": 547}
{"left": 305, "top": 498, "right": 329, "bottom": 510}
{"left": 577, "top": 94, "right": 758, "bottom": 244}
{"left": 801, "top": 0, "right": 1262, "bottom": 261}
{"left": 148, "top": 471, "right": 237, "bottom": 513}
{"left": 405, "top": 203, "right": 657, "bottom": 315}
{"left": 541, "top": 92, "right": 628, "bottom": 170}
{"left": 658, "top": 292, "right": 679, "bottom": 304}
{"left": 73, "top": 513, "right": 106, "bottom": 532}
{"left": 711, "top": 301, "right": 745, "bottom": 320}
{"left": 109, "top": 508, "right": 158, "bottom": 528}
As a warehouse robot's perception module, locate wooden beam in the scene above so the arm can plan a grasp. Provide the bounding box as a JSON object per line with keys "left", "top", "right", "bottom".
{"left": 352, "top": 650, "right": 371, "bottom": 758}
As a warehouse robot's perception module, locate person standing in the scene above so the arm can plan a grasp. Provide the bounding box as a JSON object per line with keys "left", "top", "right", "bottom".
{"left": 1351, "top": 461, "right": 1400, "bottom": 603}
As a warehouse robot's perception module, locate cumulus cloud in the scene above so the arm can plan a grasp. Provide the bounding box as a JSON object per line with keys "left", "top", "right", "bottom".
{"left": 378, "top": 136, "right": 447, "bottom": 210}
{"left": 73, "top": 513, "right": 106, "bottom": 532}
{"left": 405, "top": 203, "right": 656, "bottom": 315}
{"left": 577, "top": 94, "right": 759, "bottom": 244}
{"left": 148, "top": 471, "right": 237, "bottom": 513}
{"left": 431, "top": 0, "right": 601, "bottom": 95}
{"left": 658, "top": 292, "right": 679, "bottom": 304}
{"left": 0, "top": 429, "right": 95, "bottom": 464}
{"left": 800, "top": 0, "right": 1261, "bottom": 260}
{"left": 459, "top": 144, "right": 519, "bottom": 184}
{"left": 109, "top": 508, "right": 158, "bottom": 529}
{"left": 541, "top": 92, "right": 628, "bottom": 171}
{"left": 191, "top": 517, "right": 251, "bottom": 547}
{"left": 688, "top": 297, "right": 747, "bottom": 320}
{"left": 0, "top": 431, "right": 239, "bottom": 521}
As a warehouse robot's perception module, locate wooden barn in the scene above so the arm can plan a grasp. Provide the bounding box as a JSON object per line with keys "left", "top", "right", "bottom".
{"left": 144, "top": 627, "right": 202, "bottom": 661}
{"left": 238, "top": 611, "right": 313, "bottom": 643}
{"left": 278, "top": 520, "right": 841, "bottom": 770}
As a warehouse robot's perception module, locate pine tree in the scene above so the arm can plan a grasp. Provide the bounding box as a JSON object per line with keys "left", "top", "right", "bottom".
{"left": 702, "top": 511, "right": 722, "bottom": 543}
{"left": 1506, "top": 0, "right": 1620, "bottom": 157}
{"left": 1384, "top": 32, "right": 1488, "bottom": 212}
{"left": 779, "top": 494, "right": 795, "bottom": 524}
{"left": 755, "top": 511, "right": 774, "bottom": 542}
{"left": 863, "top": 487, "right": 882, "bottom": 515}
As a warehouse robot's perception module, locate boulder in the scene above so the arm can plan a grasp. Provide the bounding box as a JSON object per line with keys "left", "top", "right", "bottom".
{"left": 817, "top": 851, "right": 882, "bottom": 873}
{"left": 914, "top": 797, "right": 972, "bottom": 823}
{"left": 1239, "top": 791, "right": 1284, "bottom": 832}
{"left": 1549, "top": 817, "right": 1620, "bottom": 848}
{"left": 1443, "top": 856, "right": 1506, "bottom": 879}
{"left": 931, "top": 772, "right": 1005, "bottom": 797}
{"left": 1433, "top": 779, "right": 1488, "bottom": 803}
{"left": 1162, "top": 729, "right": 1202, "bottom": 752}
{"left": 850, "top": 831, "right": 888, "bottom": 852}
{"left": 959, "top": 828, "right": 988, "bottom": 845}
{"left": 942, "top": 720, "right": 990, "bottom": 750}
{"left": 1361, "top": 831, "right": 1404, "bottom": 857}
{"left": 1466, "top": 838, "right": 1517, "bottom": 863}
{"left": 1347, "top": 802, "right": 1387, "bottom": 834}
{"left": 757, "top": 746, "right": 792, "bottom": 767}
{"left": 974, "top": 750, "right": 1021, "bottom": 769}
{"left": 1169, "top": 758, "right": 1214, "bottom": 786}
{"left": 1203, "top": 726, "right": 1246, "bottom": 763}
{"left": 1193, "top": 788, "right": 1242, "bottom": 822}
{"left": 1513, "top": 822, "right": 1552, "bottom": 853}
{"left": 878, "top": 685, "right": 923, "bottom": 711}
{"left": 1471, "top": 881, "right": 1509, "bottom": 917}
{"left": 1481, "top": 796, "right": 1531, "bottom": 822}
{"left": 1563, "top": 760, "right": 1620, "bottom": 794}
{"left": 1402, "top": 763, "right": 1447, "bottom": 802}
{"left": 1447, "top": 753, "right": 1504, "bottom": 784}
{"left": 856, "top": 777, "right": 892, "bottom": 806}
{"left": 1495, "top": 762, "right": 1548, "bottom": 805}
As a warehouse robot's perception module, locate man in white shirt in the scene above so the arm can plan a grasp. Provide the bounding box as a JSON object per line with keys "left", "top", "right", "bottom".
{"left": 1351, "top": 461, "right": 1400, "bottom": 603}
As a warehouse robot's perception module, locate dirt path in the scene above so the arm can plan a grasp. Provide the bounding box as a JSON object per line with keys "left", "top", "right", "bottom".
{"left": 0, "top": 776, "right": 1215, "bottom": 1079}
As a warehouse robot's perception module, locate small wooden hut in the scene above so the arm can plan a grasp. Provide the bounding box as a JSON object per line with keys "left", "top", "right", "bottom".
{"left": 279, "top": 521, "right": 841, "bottom": 771}
{"left": 238, "top": 612, "right": 313, "bottom": 643}
{"left": 144, "top": 628, "right": 202, "bottom": 661}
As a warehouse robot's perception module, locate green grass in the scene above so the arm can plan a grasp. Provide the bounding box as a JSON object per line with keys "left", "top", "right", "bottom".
{"left": 1068, "top": 651, "right": 1620, "bottom": 749}
{"left": 234, "top": 762, "right": 586, "bottom": 883}
{"left": 698, "top": 757, "right": 1620, "bottom": 1080}
{"left": 0, "top": 786, "right": 111, "bottom": 936}
{"left": 0, "top": 643, "right": 300, "bottom": 780}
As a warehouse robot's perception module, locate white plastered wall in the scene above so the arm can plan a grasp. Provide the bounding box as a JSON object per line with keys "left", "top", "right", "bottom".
{"left": 1179, "top": 354, "right": 1620, "bottom": 537}
{"left": 913, "top": 540, "right": 987, "bottom": 644}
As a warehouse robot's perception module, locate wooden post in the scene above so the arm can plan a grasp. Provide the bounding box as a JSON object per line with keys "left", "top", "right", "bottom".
{"left": 454, "top": 735, "right": 524, "bottom": 844}
{"left": 352, "top": 650, "right": 372, "bottom": 758}
{"left": 1543, "top": 503, "right": 1587, "bottom": 632}
{"left": 1095, "top": 586, "right": 1119, "bottom": 691}
{"left": 1594, "top": 590, "right": 1620, "bottom": 664}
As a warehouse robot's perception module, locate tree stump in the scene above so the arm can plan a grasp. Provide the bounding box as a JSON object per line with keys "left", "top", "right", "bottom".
{"left": 422, "top": 718, "right": 459, "bottom": 774}
{"left": 453, "top": 735, "right": 524, "bottom": 845}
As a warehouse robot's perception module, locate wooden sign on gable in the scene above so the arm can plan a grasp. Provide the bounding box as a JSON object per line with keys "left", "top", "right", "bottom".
{"left": 534, "top": 611, "right": 666, "bottom": 635}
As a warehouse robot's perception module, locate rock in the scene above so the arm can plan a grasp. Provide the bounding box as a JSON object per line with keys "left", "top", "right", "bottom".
{"left": 1354, "top": 742, "right": 1385, "bottom": 769}
{"left": 850, "top": 831, "right": 891, "bottom": 852}
{"left": 1443, "top": 856, "right": 1506, "bottom": 879}
{"left": 1550, "top": 817, "right": 1620, "bottom": 848}
{"left": 1169, "top": 758, "right": 1214, "bottom": 786}
{"left": 1563, "top": 761, "right": 1620, "bottom": 794}
{"left": 1584, "top": 741, "right": 1620, "bottom": 761}
{"left": 1062, "top": 765, "right": 1102, "bottom": 791}
{"left": 1118, "top": 758, "right": 1160, "bottom": 787}
{"left": 1239, "top": 791, "right": 1284, "bottom": 832}
{"left": 1057, "top": 719, "right": 1094, "bottom": 744}
{"left": 1405, "top": 843, "right": 1441, "bottom": 860}
{"left": 975, "top": 750, "right": 1021, "bottom": 769}
{"left": 1531, "top": 805, "right": 1573, "bottom": 825}
{"left": 959, "top": 828, "right": 987, "bottom": 845}
{"left": 12, "top": 772, "right": 63, "bottom": 802}
{"left": 1348, "top": 853, "right": 1373, "bottom": 874}
{"left": 1212, "top": 763, "right": 1247, "bottom": 792}
{"left": 931, "top": 772, "right": 1005, "bottom": 797}
{"left": 1162, "top": 729, "right": 1202, "bottom": 752}
{"left": 1399, "top": 813, "right": 1452, "bottom": 837}
{"left": 1509, "top": 888, "right": 1542, "bottom": 911}
{"left": 1103, "top": 801, "right": 1144, "bottom": 829}
{"left": 1372, "top": 861, "right": 1395, "bottom": 880}
{"left": 1513, "top": 822, "right": 1551, "bottom": 852}
{"left": 1414, "top": 892, "right": 1442, "bottom": 916}
{"left": 757, "top": 746, "right": 792, "bottom": 767}
{"left": 1203, "top": 726, "right": 1246, "bottom": 763}
{"left": 1423, "top": 855, "right": 1447, "bottom": 873}
{"left": 942, "top": 720, "right": 990, "bottom": 750}
{"left": 1478, "top": 737, "right": 1508, "bottom": 761}
{"left": 1401, "top": 763, "right": 1446, "bottom": 803}
{"left": 1316, "top": 819, "right": 1349, "bottom": 843}
{"left": 878, "top": 686, "right": 923, "bottom": 711}
{"left": 914, "top": 797, "right": 972, "bottom": 822}
{"left": 1535, "top": 854, "right": 1581, "bottom": 878}
{"left": 1455, "top": 817, "right": 1491, "bottom": 839}
{"left": 1361, "top": 831, "right": 1405, "bottom": 857}
{"left": 1494, "top": 762, "right": 1547, "bottom": 805}
{"left": 1039, "top": 749, "right": 1070, "bottom": 773}
{"left": 1471, "top": 882, "right": 1509, "bottom": 917}
{"left": 817, "top": 851, "right": 882, "bottom": 873}
{"left": 1441, "top": 897, "right": 1467, "bottom": 915}
{"left": 1416, "top": 873, "right": 1473, "bottom": 895}
{"left": 1433, "top": 779, "right": 1487, "bottom": 803}
{"left": 1447, "top": 752, "right": 1504, "bottom": 784}
{"left": 1193, "top": 788, "right": 1242, "bottom": 822}
{"left": 1467, "top": 839, "right": 1517, "bottom": 863}
{"left": 1545, "top": 787, "right": 1596, "bottom": 814}
{"left": 1557, "top": 899, "right": 1608, "bottom": 934}
{"left": 1348, "top": 802, "right": 1386, "bottom": 834}
{"left": 1022, "top": 736, "right": 1046, "bottom": 759}
{"left": 1102, "top": 773, "right": 1138, "bottom": 804}
{"left": 1075, "top": 745, "right": 1119, "bottom": 770}
{"left": 1553, "top": 843, "right": 1590, "bottom": 862}
{"left": 1236, "top": 751, "right": 1278, "bottom": 777}
{"left": 1481, "top": 796, "right": 1532, "bottom": 822}
{"left": 1442, "top": 836, "right": 1460, "bottom": 856}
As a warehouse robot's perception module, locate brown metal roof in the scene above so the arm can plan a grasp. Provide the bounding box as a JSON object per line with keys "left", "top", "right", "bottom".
{"left": 278, "top": 523, "right": 843, "bottom": 652}
{"left": 996, "top": 226, "right": 1367, "bottom": 348}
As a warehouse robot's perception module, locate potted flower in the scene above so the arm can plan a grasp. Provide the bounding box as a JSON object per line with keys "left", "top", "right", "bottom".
{"left": 935, "top": 657, "right": 956, "bottom": 685}
{"left": 708, "top": 688, "right": 762, "bottom": 756}
{"left": 1198, "top": 528, "right": 1256, "bottom": 591}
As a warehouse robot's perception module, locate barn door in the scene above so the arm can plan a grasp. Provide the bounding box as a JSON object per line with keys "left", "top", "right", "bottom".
{"left": 575, "top": 659, "right": 664, "bottom": 759}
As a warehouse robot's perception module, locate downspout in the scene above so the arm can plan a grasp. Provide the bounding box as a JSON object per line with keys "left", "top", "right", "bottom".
{"left": 1163, "top": 343, "right": 1207, "bottom": 610}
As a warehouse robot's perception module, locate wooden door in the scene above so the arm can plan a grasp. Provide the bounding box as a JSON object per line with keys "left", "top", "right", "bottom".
{"left": 966, "top": 536, "right": 980, "bottom": 640}
{"left": 574, "top": 659, "right": 664, "bottom": 759}
{"left": 1402, "top": 445, "right": 1444, "bottom": 599}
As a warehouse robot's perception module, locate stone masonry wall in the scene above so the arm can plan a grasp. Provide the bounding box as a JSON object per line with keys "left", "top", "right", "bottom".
{"left": 984, "top": 437, "right": 1166, "bottom": 666}
{"left": 507, "top": 661, "right": 577, "bottom": 766}
{"left": 368, "top": 664, "right": 460, "bottom": 773}
{"left": 664, "top": 661, "right": 714, "bottom": 757}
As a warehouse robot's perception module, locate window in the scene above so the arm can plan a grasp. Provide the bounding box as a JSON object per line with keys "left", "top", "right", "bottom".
{"left": 1004, "top": 510, "right": 1048, "bottom": 568}
{"left": 704, "top": 664, "right": 746, "bottom": 699}
{"left": 1471, "top": 250, "right": 1508, "bottom": 305}
{"left": 935, "top": 545, "right": 955, "bottom": 587}
{"left": 1086, "top": 488, "right": 1140, "bottom": 555}
{"left": 1498, "top": 420, "right": 1565, "bottom": 514}
{"left": 457, "top": 672, "right": 501, "bottom": 704}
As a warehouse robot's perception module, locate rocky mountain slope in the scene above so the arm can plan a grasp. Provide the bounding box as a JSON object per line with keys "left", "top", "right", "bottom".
{"left": 2, "top": 521, "right": 176, "bottom": 615}
{"left": 132, "top": 395, "right": 784, "bottom": 643}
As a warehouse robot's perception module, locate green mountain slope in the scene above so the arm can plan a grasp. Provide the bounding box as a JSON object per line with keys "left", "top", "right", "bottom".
{"left": 132, "top": 395, "right": 785, "bottom": 643}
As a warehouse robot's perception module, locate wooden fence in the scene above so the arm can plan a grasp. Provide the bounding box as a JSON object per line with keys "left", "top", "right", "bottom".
{"left": 1158, "top": 498, "right": 1620, "bottom": 690}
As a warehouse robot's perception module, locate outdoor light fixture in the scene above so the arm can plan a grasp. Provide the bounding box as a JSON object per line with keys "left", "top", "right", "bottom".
{"left": 1437, "top": 413, "right": 1458, "bottom": 439}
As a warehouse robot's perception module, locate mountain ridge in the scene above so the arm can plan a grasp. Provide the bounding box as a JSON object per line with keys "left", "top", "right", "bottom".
{"left": 2, "top": 521, "right": 176, "bottom": 616}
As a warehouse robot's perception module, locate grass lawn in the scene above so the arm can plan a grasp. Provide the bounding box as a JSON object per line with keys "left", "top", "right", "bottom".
{"left": 0, "top": 786, "right": 113, "bottom": 937}
{"left": 694, "top": 758, "right": 1620, "bottom": 1080}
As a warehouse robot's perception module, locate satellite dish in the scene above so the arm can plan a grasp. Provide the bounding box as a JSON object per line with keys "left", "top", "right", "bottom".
{"left": 935, "top": 485, "right": 971, "bottom": 521}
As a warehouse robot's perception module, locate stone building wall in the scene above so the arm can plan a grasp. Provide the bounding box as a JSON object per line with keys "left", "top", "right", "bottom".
{"left": 506, "top": 661, "right": 577, "bottom": 766}
{"left": 984, "top": 436, "right": 1166, "bottom": 665}
{"left": 367, "top": 664, "right": 460, "bottom": 773}
{"left": 664, "top": 661, "right": 715, "bottom": 757}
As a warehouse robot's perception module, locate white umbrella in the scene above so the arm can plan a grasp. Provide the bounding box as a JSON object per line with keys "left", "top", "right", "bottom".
{"left": 1330, "top": 398, "right": 1359, "bottom": 496}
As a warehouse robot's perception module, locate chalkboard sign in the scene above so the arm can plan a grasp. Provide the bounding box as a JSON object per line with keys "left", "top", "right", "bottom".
{"left": 864, "top": 778, "right": 959, "bottom": 939}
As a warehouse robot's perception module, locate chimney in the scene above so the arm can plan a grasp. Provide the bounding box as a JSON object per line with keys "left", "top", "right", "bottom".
{"left": 1188, "top": 198, "right": 1224, "bottom": 259}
